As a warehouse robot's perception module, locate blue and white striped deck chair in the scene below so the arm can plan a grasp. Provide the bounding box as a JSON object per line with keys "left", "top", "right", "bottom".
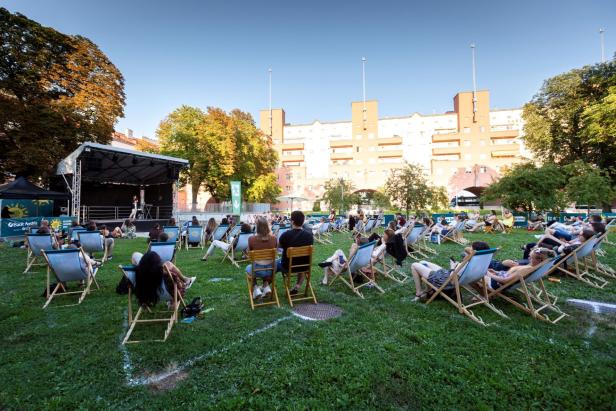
{"left": 226, "top": 224, "right": 242, "bottom": 243}
{"left": 353, "top": 219, "right": 365, "bottom": 236}
{"left": 405, "top": 224, "right": 429, "bottom": 260}
{"left": 222, "top": 232, "right": 252, "bottom": 267}
{"left": 271, "top": 223, "right": 280, "bottom": 235}
{"left": 416, "top": 224, "right": 437, "bottom": 255}
{"left": 363, "top": 218, "right": 377, "bottom": 235}
{"left": 70, "top": 227, "right": 87, "bottom": 243}
{"left": 163, "top": 226, "right": 181, "bottom": 245}
{"left": 24, "top": 233, "right": 56, "bottom": 274}
{"left": 185, "top": 226, "right": 204, "bottom": 249}
{"left": 423, "top": 248, "right": 505, "bottom": 326}
{"left": 372, "top": 242, "right": 408, "bottom": 284}
{"left": 587, "top": 232, "right": 616, "bottom": 278}
{"left": 488, "top": 258, "right": 567, "bottom": 324}
{"left": 315, "top": 222, "right": 332, "bottom": 244}
{"left": 42, "top": 248, "right": 99, "bottom": 308}
{"left": 211, "top": 224, "right": 229, "bottom": 243}
{"left": 438, "top": 220, "right": 468, "bottom": 245}
{"left": 118, "top": 264, "right": 186, "bottom": 344}
{"left": 78, "top": 231, "right": 108, "bottom": 262}
{"left": 329, "top": 241, "right": 384, "bottom": 298}
{"left": 148, "top": 241, "right": 176, "bottom": 264}
{"left": 556, "top": 236, "right": 609, "bottom": 289}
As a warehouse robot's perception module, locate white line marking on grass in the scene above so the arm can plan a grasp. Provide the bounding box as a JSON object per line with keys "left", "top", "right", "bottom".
{"left": 567, "top": 299, "right": 616, "bottom": 313}
{"left": 119, "top": 314, "right": 294, "bottom": 387}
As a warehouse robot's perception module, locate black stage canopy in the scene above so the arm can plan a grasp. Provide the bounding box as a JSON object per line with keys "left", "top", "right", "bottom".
{"left": 0, "top": 176, "right": 69, "bottom": 200}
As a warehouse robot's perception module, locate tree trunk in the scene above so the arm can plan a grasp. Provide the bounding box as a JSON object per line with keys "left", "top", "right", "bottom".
{"left": 191, "top": 180, "right": 201, "bottom": 212}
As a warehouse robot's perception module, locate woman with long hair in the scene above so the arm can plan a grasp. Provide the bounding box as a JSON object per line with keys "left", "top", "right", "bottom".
{"left": 245, "top": 217, "right": 278, "bottom": 299}
{"left": 133, "top": 251, "right": 195, "bottom": 307}
{"left": 205, "top": 217, "right": 217, "bottom": 242}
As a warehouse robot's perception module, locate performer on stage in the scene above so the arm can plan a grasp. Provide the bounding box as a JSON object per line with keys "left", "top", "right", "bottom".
{"left": 128, "top": 195, "right": 139, "bottom": 219}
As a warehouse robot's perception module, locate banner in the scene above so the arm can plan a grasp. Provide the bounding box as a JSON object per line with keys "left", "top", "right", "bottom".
{"left": 0, "top": 199, "right": 54, "bottom": 218}
{"left": 0, "top": 216, "right": 74, "bottom": 238}
{"left": 230, "top": 181, "right": 242, "bottom": 215}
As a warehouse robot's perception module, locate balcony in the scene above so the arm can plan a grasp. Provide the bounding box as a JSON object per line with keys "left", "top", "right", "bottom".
{"left": 330, "top": 153, "right": 353, "bottom": 161}
{"left": 377, "top": 136, "right": 402, "bottom": 145}
{"left": 280, "top": 142, "right": 304, "bottom": 150}
{"left": 330, "top": 139, "right": 354, "bottom": 148}
{"left": 432, "top": 147, "right": 461, "bottom": 156}
{"left": 281, "top": 154, "right": 304, "bottom": 162}
{"left": 490, "top": 129, "right": 519, "bottom": 139}
{"left": 491, "top": 150, "right": 518, "bottom": 158}
{"left": 490, "top": 142, "right": 519, "bottom": 151}
{"left": 432, "top": 154, "right": 461, "bottom": 161}
{"left": 377, "top": 150, "right": 403, "bottom": 158}
{"left": 432, "top": 133, "right": 460, "bottom": 143}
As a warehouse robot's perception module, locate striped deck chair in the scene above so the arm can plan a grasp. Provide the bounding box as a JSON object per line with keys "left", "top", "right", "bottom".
{"left": 373, "top": 242, "right": 408, "bottom": 284}
{"left": 418, "top": 224, "right": 437, "bottom": 255}
{"left": 42, "top": 248, "right": 100, "bottom": 308}
{"left": 185, "top": 226, "right": 204, "bottom": 249}
{"left": 148, "top": 241, "right": 177, "bottom": 264}
{"left": 422, "top": 248, "right": 506, "bottom": 326}
{"left": 24, "top": 233, "right": 56, "bottom": 274}
{"left": 282, "top": 245, "right": 317, "bottom": 306}
{"left": 69, "top": 227, "right": 87, "bottom": 243}
{"left": 315, "top": 222, "right": 332, "bottom": 244}
{"left": 222, "top": 232, "right": 252, "bottom": 267}
{"left": 438, "top": 220, "right": 468, "bottom": 245}
{"left": 163, "top": 226, "right": 181, "bottom": 246}
{"left": 119, "top": 264, "right": 186, "bottom": 344}
{"left": 586, "top": 232, "right": 616, "bottom": 278}
{"left": 353, "top": 219, "right": 365, "bottom": 236}
{"left": 246, "top": 248, "right": 280, "bottom": 310}
{"left": 329, "top": 241, "right": 384, "bottom": 298}
{"left": 271, "top": 223, "right": 280, "bottom": 236}
{"left": 211, "top": 224, "right": 229, "bottom": 243}
{"left": 363, "top": 219, "right": 377, "bottom": 235}
{"left": 549, "top": 236, "right": 609, "bottom": 289}
{"left": 78, "top": 231, "right": 108, "bottom": 262}
{"left": 226, "top": 224, "right": 242, "bottom": 243}
{"left": 488, "top": 258, "right": 568, "bottom": 324}
{"left": 405, "top": 224, "right": 429, "bottom": 260}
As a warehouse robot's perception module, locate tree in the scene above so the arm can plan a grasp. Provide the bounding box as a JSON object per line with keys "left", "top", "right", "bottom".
{"left": 482, "top": 162, "right": 568, "bottom": 213}
{"left": 563, "top": 161, "right": 615, "bottom": 212}
{"left": 522, "top": 60, "right": 616, "bottom": 183}
{"left": 321, "top": 178, "right": 359, "bottom": 214}
{"left": 384, "top": 162, "right": 444, "bottom": 216}
{"left": 0, "top": 8, "right": 125, "bottom": 180}
{"left": 428, "top": 185, "right": 449, "bottom": 211}
{"left": 245, "top": 173, "right": 281, "bottom": 203}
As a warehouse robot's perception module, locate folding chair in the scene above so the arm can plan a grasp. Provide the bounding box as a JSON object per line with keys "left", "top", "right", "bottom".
{"left": 363, "top": 219, "right": 376, "bottom": 235}
{"left": 373, "top": 243, "right": 408, "bottom": 284}
{"left": 148, "top": 241, "right": 177, "bottom": 264}
{"left": 78, "top": 231, "right": 108, "bottom": 262}
{"left": 69, "top": 227, "right": 87, "bottom": 243}
{"left": 488, "top": 258, "right": 568, "bottom": 324}
{"left": 163, "top": 226, "right": 181, "bottom": 246}
{"left": 226, "top": 224, "right": 242, "bottom": 243}
{"left": 24, "top": 233, "right": 56, "bottom": 274}
{"left": 404, "top": 224, "right": 429, "bottom": 260}
{"left": 329, "top": 241, "right": 385, "bottom": 298}
{"left": 438, "top": 220, "right": 468, "bottom": 245}
{"left": 603, "top": 219, "right": 616, "bottom": 246}
{"left": 222, "top": 232, "right": 252, "bottom": 267}
{"left": 42, "top": 248, "right": 100, "bottom": 309}
{"left": 549, "top": 236, "right": 609, "bottom": 289}
{"left": 211, "top": 224, "right": 229, "bottom": 243}
{"left": 418, "top": 224, "right": 437, "bottom": 255}
{"left": 271, "top": 223, "right": 280, "bottom": 236}
{"left": 119, "top": 264, "right": 186, "bottom": 344}
{"left": 185, "top": 226, "right": 204, "bottom": 250}
{"left": 315, "top": 222, "right": 333, "bottom": 244}
{"left": 246, "top": 248, "right": 280, "bottom": 310}
{"left": 353, "top": 219, "right": 365, "bottom": 236}
{"left": 282, "top": 245, "right": 317, "bottom": 306}
{"left": 422, "top": 248, "right": 507, "bottom": 326}
{"left": 586, "top": 232, "right": 616, "bottom": 278}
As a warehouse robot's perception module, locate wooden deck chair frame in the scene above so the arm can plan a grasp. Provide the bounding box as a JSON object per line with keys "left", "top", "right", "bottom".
{"left": 42, "top": 248, "right": 100, "bottom": 309}
{"left": 184, "top": 226, "right": 205, "bottom": 250}
{"left": 405, "top": 224, "right": 429, "bottom": 260}
{"left": 546, "top": 236, "right": 609, "bottom": 289}
{"left": 246, "top": 248, "right": 280, "bottom": 309}
{"left": 422, "top": 248, "right": 507, "bottom": 326}
{"left": 222, "top": 232, "right": 252, "bottom": 267}
{"left": 418, "top": 225, "right": 437, "bottom": 255}
{"left": 147, "top": 241, "right": 177, "bottom": 264}
{"left": 363, "top": 219, "right": 377, "bottom": 235}
{"left": 162, "top": 226, "right": 181, "bottom": 247}
{"left": 283, "top": 245, "right": 317, "bottom": 306}
{"left": 329, "top": 241, "right": 385, "bottom": 298}
{"left": 315, "top": 222, "right": 333, "bottom": 244}
{"left": 373, "top": 244, "right": 408, "bottom": 284}
{"left": 78, "top": 230, "right": 108, "bottom": 262}
{"left": 438, "top": 220, "right": 468, "bottom": 245}
{"left": 488, "top": 258, "right": 568, "bottom": 324}
{"left": 119, "top": 264, "right": 187, "bottom": 344}
{"left": 24, "top": 233, "right": 56, "bottom": 274}
{"left": 585, "top": 232, "right": 616, "bottom": 278}
{"left": 353, "top": 219, "right": 365, "bottom": 236}
{"left": 602, "top": 219, "right": 616, "bottom": 246}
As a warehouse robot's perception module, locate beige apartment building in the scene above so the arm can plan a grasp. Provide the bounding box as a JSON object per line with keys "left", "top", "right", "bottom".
{"left": 261, "top": 90, "right": 529, "bottom": 209}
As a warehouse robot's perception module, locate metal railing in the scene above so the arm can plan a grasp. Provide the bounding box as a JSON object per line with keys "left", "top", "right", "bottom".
{"left": 178, "top": 202, "right": 270, "bottom": 214}
{"left": 80, "top": 205, "right": 174, "bottom": 221}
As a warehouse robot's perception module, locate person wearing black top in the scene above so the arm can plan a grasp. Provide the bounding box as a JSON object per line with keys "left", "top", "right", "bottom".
{"left": 278, "top": 210, "right": 314, "bottom": 295}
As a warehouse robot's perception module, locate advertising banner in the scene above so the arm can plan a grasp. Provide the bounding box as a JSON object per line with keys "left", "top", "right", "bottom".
{"left": 0, "top": 216, "right": 74, "bottom": 238}
{"left": 231, "top": 181, "right": 242, "bottom": 215}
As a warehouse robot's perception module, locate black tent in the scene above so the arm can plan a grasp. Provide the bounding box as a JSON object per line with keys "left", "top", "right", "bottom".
{"left": 0, "top": 176, "right": 69, "bottom": 200}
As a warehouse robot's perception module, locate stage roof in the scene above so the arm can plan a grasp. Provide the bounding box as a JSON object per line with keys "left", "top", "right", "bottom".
{"left": 56, "top": 142, "right": 189, "bottom": 185}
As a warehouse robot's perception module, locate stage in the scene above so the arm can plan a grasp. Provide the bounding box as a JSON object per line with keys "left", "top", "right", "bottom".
{"left": 92, "top": 218, "right": 169, "bottom": 233}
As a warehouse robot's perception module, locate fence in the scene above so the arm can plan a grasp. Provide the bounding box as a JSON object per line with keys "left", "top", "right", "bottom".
{"left": 179, "top": 202, "right": 270, "bottom": 214}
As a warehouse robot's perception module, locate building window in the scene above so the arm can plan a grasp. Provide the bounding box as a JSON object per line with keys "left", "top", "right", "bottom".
{"left": 465, "top": 167, "right": 472, "bottom": 174}
{"left": 464, "top": 140, "right": 471, "bottom": 147}
{"left": 463, "top": 127, "right": 471, "bottom": 134}
{"left": 480, "top": 166, "right": 487, "bottom": 173}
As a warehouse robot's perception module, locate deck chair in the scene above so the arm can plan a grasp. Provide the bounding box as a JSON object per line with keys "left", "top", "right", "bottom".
{"left": 404, "top": 224, "right": 429, "bottom": 260}
{"left": 42, "top": 248, "right": 100, "bottom": 308}
{"left": 211, "top": 224, "right": 229, "bottom": 243}
{"left": 604, "top": 219, "right": 616, "bottom": 246}
{"left": 78, "top": 231, "right": 108, "bottom": 262}
{"left": 373, "top": 243, "right": 408, "bottom": 284}
{"left": 353, "top": 219, "right": 365, "bottom": 236}
{"left": 222, "top": 232, "right": 252, "bottom": 267}
{"left": 315, "top": 222, "right": 333, "bottom": 244}
{"left": 363, "top": 219, "right": 376, "bottom": 235}
{"left": 185, "top": 226, "right": 204, "bottom": 249}
{"left": 329, "top": 241, "right": 385, "bottom": 298}
{"left": 277, "top": 226, "right": 290, "bottom": 242}
{"left": 24, "top": 233, "right": 56, "bottom": 274}
{"left": 548, "top": 236, "right": 609, "bottom": 289}
{"left": 163, "top": 226, "right": 181, "bottom": 245}
{"left": 271, "top": 223, "right": 280, "bottom": 236}
{"left": 226, "top": 224, "right": 242, "bottom": 242}
{"left": 246, "top": 248, "right": 280, "bottom": 310}
{"left": 422, "top": 248, "right": 506, "bottom": 326}
{"left": 586, "top": 232, "right": 616, "bottom": 278}
{"left": 148, "top": 241, "right": 177, "bottom": 264}
{"left": 282, "top": 245, "right": 317, "bottom": 306}
{"left": 69, "top": 227, "right": 87, "bottom": 243}
{"left": 438, "top": 220, "right": 468, "bottom": 245}
{"left": 417, "top": 224, "right": 437, "bottom": 255}
{"left": 502, "top": 216, "right": 514, "bottom": 233}
{"left": 488, "top": 258, "right": 568, "bottom": 324}
{"left": 119, "top": 264, "right": 186, "bottom": 344}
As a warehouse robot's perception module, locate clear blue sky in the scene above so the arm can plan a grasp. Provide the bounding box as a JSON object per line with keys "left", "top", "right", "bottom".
{"left": 4, "top": 0, "right": 615, "bottom": 138}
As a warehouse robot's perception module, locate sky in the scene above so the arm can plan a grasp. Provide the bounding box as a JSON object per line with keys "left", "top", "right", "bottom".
{"left": 3, "top": 0, "right": 615, "bottom": 139}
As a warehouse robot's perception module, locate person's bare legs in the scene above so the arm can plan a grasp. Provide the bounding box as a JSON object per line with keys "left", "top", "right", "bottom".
{"left": 411, "top": 261, "right": 442, "bottom": 297}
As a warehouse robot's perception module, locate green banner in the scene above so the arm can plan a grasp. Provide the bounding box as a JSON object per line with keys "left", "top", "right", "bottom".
{"left": 0, "top": 199, "right": 54, "bottom": 218}
{"left": 1, "top": 216, "right": 74, "bottom": 238}
{"left": 231, "top": 181, "right": 242, "bottom": 215}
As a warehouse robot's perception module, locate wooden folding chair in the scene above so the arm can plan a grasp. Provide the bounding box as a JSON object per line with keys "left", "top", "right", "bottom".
{"left": 222, "top": 232, "right": 251, "bottom": 268}
{"left": 549, "top": 236, "right": 609, "bottom": 289}
{"left": 119, "top": 264, "right": 187, "bottom": 344}
{"left": 329, "top": 241, "right": 385, "bottom": 298}
{"left": 42, "top": 248, "right": 100, "bottom": 309}
{"left": 246, "top": 248, "right": 280, "bottom": 310}
{"left": 315, "top": 222, "right": 333, "bottom": 244}
{"left": 373, "top": 244, "right": 408, "bottom": 284}
{"left": 78, "top": 230, "right": 108, "bottom": 262}
{"left": 282, "top": 245, "right": 317, "bottom": 306}
{"left": 185, "top": 226, "right": 204, "bottom": 250}
{"left": 417, "top": 225, "right": 437, "bottom": 255}
{"left": 488, "top": 258, "right": 568, "bottom": 324}
{"left": 24, "top": 233, "right": 56, "bottom": 274}
{"left": 438, "top": 220, "right": 469, "bottom": 245}
{"left": 585, "top": 232, "right": 616, "bottom": 278}
{"left": 422, "top": 248, "right": 507, "bottom": 326}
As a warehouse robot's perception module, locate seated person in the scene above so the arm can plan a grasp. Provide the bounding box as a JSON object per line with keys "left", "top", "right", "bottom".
{"left": 328, "top": 210, "right": 336, "bottom": 222}
{"left": 204, "top": 218, "right": 217, "bottom": 242}
{"left": 465, "top": 212, "right": 482, "bottom": 230}
{"left": 167, "top": 217, "right": 177, "bottom": 226}
{"left": 132, "top": 251, "right": 195, "bottom": 307}
{"left": 410, "top": 241, "right": 490, "bottom": 301}
{"left": 502, "top": 210, "right": 514, "bottom": 229}
{"left": 35, "top": 222, "right": 60, "bottom": 249}
{"left": 469, "top": 211, "right": 498, "bottom": 232}
{"left": 201, "top": 223, "right": 251, "bottom": 261}
{"left": 527, "top": 214, "right": 545, "bottom": 231}
{"left": 96, "top": 224, "right": 115, "bottom": 260}
{"left": 121, "top": 219, "right": 137, "bottom": 239}
{"left": 245, "top": 217, "right": 278, "bottom": 299}
{"left": 521, "top": 228, "right": 595, "bottom": 260}
{"left": 396, "top": 214, "right": 406, "bottom": 229}
{"left": 278, "top": 211, "right": 314, "bottom": 294}
{"left": 148, "top": 223, "right": 161, "bottom": 243}
{"left": 485, "top": 247, "right": 555, "bottom": 290}
{"left": 311, "top": 217, "right": 326, "bottom": 235}
{"left": 159, "top": 232, "right": 169, "bottom": 242}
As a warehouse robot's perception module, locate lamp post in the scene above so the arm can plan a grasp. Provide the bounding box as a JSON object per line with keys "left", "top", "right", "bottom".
{"left": 599, "top": 28, "right": 606, "bottom": 63}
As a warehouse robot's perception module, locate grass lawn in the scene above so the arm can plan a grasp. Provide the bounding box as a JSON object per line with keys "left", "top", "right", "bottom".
{"left": 1, "top": 229, "right": 615, "bottom": 410}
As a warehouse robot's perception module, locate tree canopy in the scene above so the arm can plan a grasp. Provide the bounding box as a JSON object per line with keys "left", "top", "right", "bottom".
{"left": 321, "top": 178, "right": 360, "bottom": 214}
{"left": 0, "top": 8, "right": 125, "bottom": 180}
{"left": 384, "top": 162, "right": 447, "bottom": 216}
{"left": 245, "top": 173, "right": 281, "bottom": 204}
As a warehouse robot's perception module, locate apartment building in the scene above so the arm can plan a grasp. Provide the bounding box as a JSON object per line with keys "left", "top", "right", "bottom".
{"left": 259, "top": 90, "right": 528, "bottom": 208}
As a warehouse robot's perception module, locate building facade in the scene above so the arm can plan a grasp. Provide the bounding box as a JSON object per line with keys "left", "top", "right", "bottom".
{"left": 260, "top": 90, "right": 529, "bottom": 208}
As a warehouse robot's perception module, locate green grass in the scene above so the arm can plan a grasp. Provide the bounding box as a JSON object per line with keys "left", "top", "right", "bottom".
{"left": 1, "top": 230, "right": 615, "bottom": 410}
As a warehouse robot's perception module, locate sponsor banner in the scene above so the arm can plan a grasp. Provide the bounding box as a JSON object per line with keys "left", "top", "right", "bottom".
{"left": 0, "top": 216, "right": 74, "bottom": 238}
{"left": 231, "top": 181, "right": 242, "bottom": 215}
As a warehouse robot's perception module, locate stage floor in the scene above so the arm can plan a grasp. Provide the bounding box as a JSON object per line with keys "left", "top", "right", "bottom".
{"left": 93, "top": 219, "right": 168, "bottom": 233}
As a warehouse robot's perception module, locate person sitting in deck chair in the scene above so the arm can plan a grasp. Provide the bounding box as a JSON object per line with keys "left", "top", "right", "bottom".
{"left": 311, "top": 217, "right": 326, "bottom": 236}
{"left": 201, "top": 223, "right": 252, "bottom": 261}
{"left": 131, "top": 251, "right": 195, "bottom": 306}
{"left": 85, "top": 221, "right": 115, "bottom": 260}
{"left": 204, "top": 218, "right": 217, "bottom": 243}
{"left": 245, "top": 217, "right": 278, "bottom": 299}
{"left": 484, "top": 247, "right": 555, "bottom": 291}
{"left": 429, "top": 217, "right": 451, "bottom": 235}
{"left": 521, "top": 228, "right": 596, "bottom": 261}
{"left": 502, "top": 210, "right": 514, "bottom": 231}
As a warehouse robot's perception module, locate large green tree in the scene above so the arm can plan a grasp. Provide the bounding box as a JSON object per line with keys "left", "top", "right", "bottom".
{"left": 321, "top": 178, "right": 360, "bottom": 214}
{"left": 564, "top": 161, "right": 615, "bottom": 212}
{"left": 245, "top": 173, "right": 281, "bottom": 203}
{"left": 0, "top": 8, "right": 125, "bottom": 180}
{"left": 384, "top": 162, "right": 446, "bottom": 216}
